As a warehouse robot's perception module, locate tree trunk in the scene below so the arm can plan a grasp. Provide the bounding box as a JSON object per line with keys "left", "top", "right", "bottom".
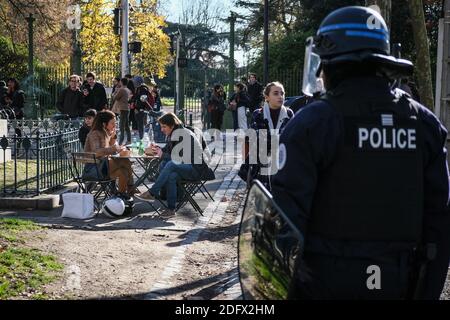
{"left": 408, "top": 0, "right": 435, "bottom": 110}
{"left": 365, "top": 0, "right": 391, "bottom": 30}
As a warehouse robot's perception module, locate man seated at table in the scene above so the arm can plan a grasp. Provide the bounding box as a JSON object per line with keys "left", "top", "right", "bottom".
{"left": 136, "top": 112, "right": 209, "bottom": 217}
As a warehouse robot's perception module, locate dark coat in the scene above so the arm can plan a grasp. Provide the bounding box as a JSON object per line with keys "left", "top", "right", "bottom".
{"left": 247, "top": 81, "right": 264, "bottom": 111}
{"left": 83, "top": 82, "right": 108, "bottom": 111}
{"left": 78, "top": 124, "right": 91, "bottom": 149}
{"left": 272, "top": 77, "right": 450, "bottom": 299}
{"left": 7, "top": 90, "right": 25, "bottom": 119}
{"left": 57, "top": 87, "right": 85, "bottom": 118}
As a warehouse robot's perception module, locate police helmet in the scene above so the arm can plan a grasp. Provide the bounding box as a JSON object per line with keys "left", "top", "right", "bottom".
{"left": 313, "top": 6, "right": 413, "bottom": 76}
{"left": 102, "top": 197, "right": 126, "bottom": 218}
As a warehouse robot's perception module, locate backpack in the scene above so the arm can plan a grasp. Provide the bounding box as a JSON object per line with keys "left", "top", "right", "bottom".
{"left": 135, "top": 85, "right": 152, "bottom": 111}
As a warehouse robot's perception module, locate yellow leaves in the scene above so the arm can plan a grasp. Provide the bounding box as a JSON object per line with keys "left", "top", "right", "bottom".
{"left": 129, "top": 0, "right": 171, "bottom": 77}
{"left": 78, "top": 0, "right": 171, "bottom": 77}
{"left": 80, "top": 0, "right": 120, "bottom": 64}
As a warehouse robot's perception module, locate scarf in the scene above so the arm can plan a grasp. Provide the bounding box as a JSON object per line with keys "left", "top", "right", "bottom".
{"left": 262, "top": 102, "right": 289, "bottom": 131}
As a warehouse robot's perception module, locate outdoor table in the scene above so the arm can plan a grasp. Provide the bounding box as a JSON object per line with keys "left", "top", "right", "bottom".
{"left": 110, "top": 154, "right": 165, "bottom": 212}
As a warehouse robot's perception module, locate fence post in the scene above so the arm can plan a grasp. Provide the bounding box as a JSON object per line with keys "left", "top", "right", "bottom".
{"left": 36, "top": 130, "right": 40, "bottom": 195}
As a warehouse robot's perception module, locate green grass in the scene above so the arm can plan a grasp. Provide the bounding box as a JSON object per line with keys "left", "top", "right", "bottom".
{"left": 0, "top": 218, "right": 41, "bottom": 243}
{"left": 1, "top": 159, "right": 72, "bottom": 192}
{"left": 0, "top": 218, "right": 63, "bottom": 300}
{"left": 0, "top": 160, "right": 38, "bottom": 190}
{"left": 161, "top": 97, "right": 174, "bottom": 107}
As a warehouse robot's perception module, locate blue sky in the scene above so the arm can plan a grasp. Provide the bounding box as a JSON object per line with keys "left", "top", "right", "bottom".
{"left": 161, "top": 0, "right": 246, "bottom": 65}
{"left": 163, "top": 0, "right": 234, "bottom": 22}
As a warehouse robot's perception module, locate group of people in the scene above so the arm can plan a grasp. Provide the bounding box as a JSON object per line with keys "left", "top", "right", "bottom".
{"left": 57, "top": 72, "right": 162, "bottom": 141}
{"left": 56, "top": 72, "right": 108, "bottom": 119}
{"left": 110, "top": 74, "right": 162, "bottom": 144}
{"left": 80, "top": 109, "right": 211, "bottom": 218}
{"left": 205, "top": 73, "right": 265, "bottom": 131}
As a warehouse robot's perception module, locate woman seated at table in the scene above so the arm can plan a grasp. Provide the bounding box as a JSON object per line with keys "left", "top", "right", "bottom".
{"left": 136, "top": 112, "right": 208, "bottom": 217}
{"left": 84, "top": 110, "right": 136, "bottom": 195}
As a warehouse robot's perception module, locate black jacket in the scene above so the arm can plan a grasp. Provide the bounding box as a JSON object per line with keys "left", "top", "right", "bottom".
{"left": 0, "top": 86, "right": 7, "bottom": 106}
{"left": 7, "top": 90, "right": 25, "bottom": 119}
{"left": 272, "top": 77, "right": 450, "bottom": 299}
{"left": 57, "top": 87, "right": 84, "bottom": 118}
{"left": 247, "top": 81, "right": 264, "bottom": 111}
{"left": 83, "top": 82, "right": 107, "bottom": 111}
{"left": 78, "top": 124, "right": 91, "bottom": 149}
{"left": 230, "top": 91, "right": 250, "bottom": 109}
{"left": 209, "top": 92, "right": 226, "bottom": 112}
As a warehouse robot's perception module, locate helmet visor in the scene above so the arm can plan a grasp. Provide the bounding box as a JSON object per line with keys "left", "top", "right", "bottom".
{"left": 302, "top": 37, "right": 322, "bottom": 97}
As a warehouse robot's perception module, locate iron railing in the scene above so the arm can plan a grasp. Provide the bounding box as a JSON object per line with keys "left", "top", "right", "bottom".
{"left": 1, "top": 126, "right": 82, "bottom": 196}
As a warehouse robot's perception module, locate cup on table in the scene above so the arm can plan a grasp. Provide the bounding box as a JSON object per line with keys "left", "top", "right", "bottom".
{"left": 120, "top": 149, "right": 131, "bottom": 157}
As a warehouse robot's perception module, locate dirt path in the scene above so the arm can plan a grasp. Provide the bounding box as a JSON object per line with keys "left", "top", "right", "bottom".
{"left": 10, "top": 148, "right": 245, "bottom": 300}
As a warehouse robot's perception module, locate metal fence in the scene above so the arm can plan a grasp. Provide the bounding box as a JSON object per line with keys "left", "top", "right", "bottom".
{"left": 1, "top": 121, "right": 82, "bottom": 196}
{"left": 181, "top": 66, "right": 303, "bottom": 128}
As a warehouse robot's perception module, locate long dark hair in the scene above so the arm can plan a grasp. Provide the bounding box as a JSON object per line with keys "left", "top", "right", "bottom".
{"left": 235, "top": 82, "right": 246, "bottom": 92}
{"left": 158, "top": 112, "right": 183, "bottom": 128}
{"left": 92, "top": 110, "right": 116, "bottom": 135}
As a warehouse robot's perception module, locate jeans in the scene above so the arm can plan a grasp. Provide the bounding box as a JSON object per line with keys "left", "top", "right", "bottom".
{"left": 150, "top": 160, "right": 200, "bottom": 209}
{"left": 135, "top": 110, "right": 147, "bottom": 140}
{"left": 119, "top": 110, "right": 131, "bottom": 144}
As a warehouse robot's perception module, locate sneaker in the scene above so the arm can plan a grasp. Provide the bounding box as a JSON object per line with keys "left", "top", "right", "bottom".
{"left": 127, "top": 188, "right": 141, "bottom": 197}
{"left": 159, "top": 209, "right": 175, "bottom": 218}
{"left": 135, "top": 191, "right": 155, "bottom": 201}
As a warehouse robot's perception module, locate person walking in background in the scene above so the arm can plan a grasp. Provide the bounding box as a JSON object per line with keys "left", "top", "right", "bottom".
{"left": 5, "top": 78, "right": 25, "bottom": 138}
{"left": 134, "top": 83, "right": 155, "bottom": 140}
{"left": 5, "top": 78, "right": 25, "bottom": 120}
{"left": 229, "top": 82, "right": 250, "bottom": 130}
{"left": 110, "top": 76, "right": 121, "bottom": 109}
{"left": 82, "top": 72, "right": 108, "bottom": 112}
{"left": 153, "top": 85, "right": 162, "bottom": 112}
{"left": 111, "top": 78, "right": 132, "bottom": 145}
{"left": 111, "top": 77, "right": 121, "bottom": 95}
{"left": 209, "top": 84, "right": 226, "bottom": 130}
{"left": 56, "top": 75, "right": 84, "bottom": 119}
{"left": 125, "top": 74, "right": 137, "bottom": 133}
{"left": 247, "top": 73, "right": 264, "bottom": 113}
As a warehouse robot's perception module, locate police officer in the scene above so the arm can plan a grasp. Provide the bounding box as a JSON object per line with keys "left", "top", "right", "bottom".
{"left": 272, "top": 6, "right": 450, "bottom": 299}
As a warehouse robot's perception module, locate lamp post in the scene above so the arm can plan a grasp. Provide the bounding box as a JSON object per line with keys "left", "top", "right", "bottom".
{"left": 25, "top": 13, "right": 40, "bottom": 119}
{"left": 71, "top": 29, "right": 82, "bottom": 75}
{"left": 263, "top": 0, "right": 269, "bottom": 85}
{"left": 121, "top": 0, "right": 130, "bottom": 77}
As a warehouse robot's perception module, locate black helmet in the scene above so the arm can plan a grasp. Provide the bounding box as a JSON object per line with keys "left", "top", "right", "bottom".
{"left": 313, "top": 6, "right": 413, "bottom": 77}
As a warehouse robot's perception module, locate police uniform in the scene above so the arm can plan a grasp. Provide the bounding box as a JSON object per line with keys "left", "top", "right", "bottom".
{"left": 271, "top": 6, "right": 450, "bottom": 299}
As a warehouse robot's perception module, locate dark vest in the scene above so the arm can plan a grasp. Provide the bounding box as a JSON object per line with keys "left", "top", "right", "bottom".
{"left": 309, "top": 89, "right": 424, "bottom": 242}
